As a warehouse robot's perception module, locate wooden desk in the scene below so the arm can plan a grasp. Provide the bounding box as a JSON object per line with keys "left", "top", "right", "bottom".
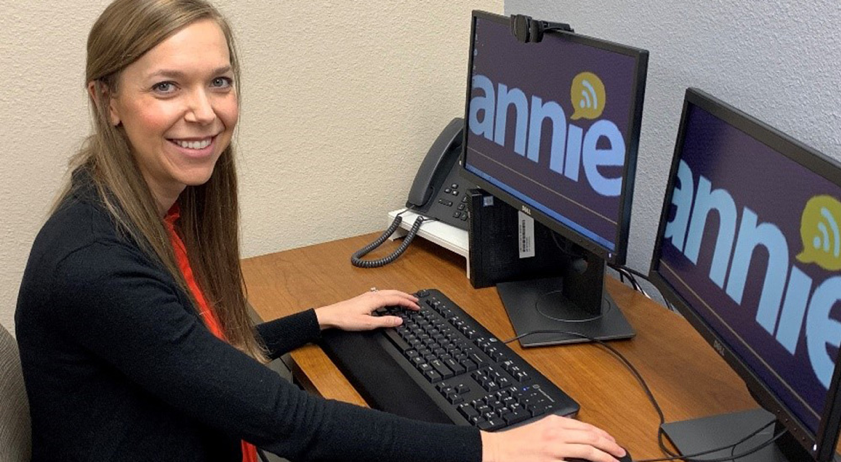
{"left": 242, "top": 233, "right": 756, "bottom": 459}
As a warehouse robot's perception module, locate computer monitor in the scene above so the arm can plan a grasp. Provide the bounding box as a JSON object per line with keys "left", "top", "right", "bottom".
{"left": 459, "top": 11, "right": 648, "bottom": 345}
{"left": 649, "top": 88, "right": 841, "bottom": 462}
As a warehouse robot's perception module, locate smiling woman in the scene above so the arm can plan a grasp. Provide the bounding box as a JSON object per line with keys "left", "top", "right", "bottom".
{"left": 103, "top": 19, "right": 239, "bottom": 214}
{"left": 13, "top": 1, "right": 628, "bottom": 461}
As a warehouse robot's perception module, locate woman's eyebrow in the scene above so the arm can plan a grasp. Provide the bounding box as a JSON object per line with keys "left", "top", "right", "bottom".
{"left": 146, "top": 65, "right": 232, "bottom": 80}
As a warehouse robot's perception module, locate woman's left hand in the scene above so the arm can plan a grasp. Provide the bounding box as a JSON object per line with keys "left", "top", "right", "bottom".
{"left": 314, "top": 289, "right": 420, "bottom": 331}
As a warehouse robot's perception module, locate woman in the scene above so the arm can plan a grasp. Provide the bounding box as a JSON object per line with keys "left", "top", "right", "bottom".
{"left": 15, "top": 0, "right": 628, "bottom": 461}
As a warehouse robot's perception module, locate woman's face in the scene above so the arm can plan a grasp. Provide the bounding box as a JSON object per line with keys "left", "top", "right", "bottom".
{"left": 107, "top": 19, "right": 238, "bottom": 211}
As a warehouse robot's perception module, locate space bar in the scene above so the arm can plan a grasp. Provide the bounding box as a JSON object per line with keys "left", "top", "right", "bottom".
{"left": 383, "top": 329, "right": 412, "bottom": 352}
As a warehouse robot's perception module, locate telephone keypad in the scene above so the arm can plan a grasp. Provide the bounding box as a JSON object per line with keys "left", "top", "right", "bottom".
{"left": 424, "top": 163, "right": 474, "bottom": 230}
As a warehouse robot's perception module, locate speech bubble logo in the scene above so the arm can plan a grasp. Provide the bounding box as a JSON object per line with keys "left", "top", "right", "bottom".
{"left": 796, "top": 195, "right": 841, "bottom": 271}
{"left": 570, "top": 72, "right": 606, "bottom": 120}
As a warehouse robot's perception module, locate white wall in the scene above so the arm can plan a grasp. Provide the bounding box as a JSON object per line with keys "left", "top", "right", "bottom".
{"left": 0, "top": 0, "right": 502, "bottom": 335}
{"left": 505, "top": 0, "right": 841, "bottom": 280}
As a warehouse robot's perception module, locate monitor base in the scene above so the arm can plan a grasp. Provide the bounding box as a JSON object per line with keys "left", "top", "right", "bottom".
{"left": 662, "top": 408, "right": 840, "bottom": 462}
{"left": 497, "top": 276, "right": 635, "bottom": 347}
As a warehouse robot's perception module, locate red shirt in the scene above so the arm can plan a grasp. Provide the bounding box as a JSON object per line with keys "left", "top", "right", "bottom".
{"left": 165, "top": 205, "right": 258, "bottom": 462}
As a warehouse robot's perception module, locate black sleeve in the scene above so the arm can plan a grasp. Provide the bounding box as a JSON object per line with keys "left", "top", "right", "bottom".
{"left": 255, "top": 309, "right": 321, "bottom": 360}
{"left": 52, "top": 242, "right": 482, "bottom": 462}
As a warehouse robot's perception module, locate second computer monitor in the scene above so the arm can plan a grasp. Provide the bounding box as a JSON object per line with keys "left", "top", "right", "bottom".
{"left": 460, "top": 11, "right": 648, "bottom": 345}
{"left": 650, "top": 88, "right": 841, "bottom": 462}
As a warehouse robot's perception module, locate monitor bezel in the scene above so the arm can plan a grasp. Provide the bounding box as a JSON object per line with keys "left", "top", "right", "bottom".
{"left": 648, "top": 87, "right": 841, "bottom": 461}
{"left": 459, "top": 10, "right": 649, "bottom": 266}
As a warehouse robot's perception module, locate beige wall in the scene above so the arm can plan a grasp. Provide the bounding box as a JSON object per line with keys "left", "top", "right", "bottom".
{"left": 0, "top": 0, "right": 502, "bottom": 335}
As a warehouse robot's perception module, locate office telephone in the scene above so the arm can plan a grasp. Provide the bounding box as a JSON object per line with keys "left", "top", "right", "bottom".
{"left": 351, "top": 118, "right": 475, "bottom": 268}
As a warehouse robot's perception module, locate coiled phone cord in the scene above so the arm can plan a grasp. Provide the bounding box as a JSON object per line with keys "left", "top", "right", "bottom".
{"left": 350, "top": 212, "right": 429, "bottom": 268}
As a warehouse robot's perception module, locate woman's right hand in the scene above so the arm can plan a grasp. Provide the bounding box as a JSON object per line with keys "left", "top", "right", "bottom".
{"left": 480, "top": 415, "right": 627, "bottom": 462}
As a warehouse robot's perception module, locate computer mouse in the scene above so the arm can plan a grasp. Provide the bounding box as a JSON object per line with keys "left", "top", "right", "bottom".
{"left": 566, "top": 448, "right": 632, "bottom": 462}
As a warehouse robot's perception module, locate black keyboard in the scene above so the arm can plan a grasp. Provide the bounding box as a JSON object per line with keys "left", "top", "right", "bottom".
{"left": 319, "top": 289, "right": 579, "bottom": 430}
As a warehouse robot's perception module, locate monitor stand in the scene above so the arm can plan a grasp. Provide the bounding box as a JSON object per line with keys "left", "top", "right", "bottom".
{"left": 496, "top": 250, "right": 635, "bottom": 347}
{"left": 662, "top": 408, "right": 841, "bottom": 462}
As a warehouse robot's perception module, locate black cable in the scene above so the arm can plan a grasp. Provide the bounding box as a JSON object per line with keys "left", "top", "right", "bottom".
{"left": 502, "top": 329, "right": 788, "bottom": 462}
{"left": 620, "top": 265, "right": 653, "bottom": 282}
{"left": 350, "top": 211, "right": 435, "bottom": 268}
{"left": 612, "top": 265, "right": 644, "bottom": 293}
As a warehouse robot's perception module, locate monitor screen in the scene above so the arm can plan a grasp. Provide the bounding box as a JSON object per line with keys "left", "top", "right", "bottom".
{"left": 650, "top": 88, "right": 841, "bottom": 460}
{"left": 461, "top": 11, "right": 647, "bottom": 264}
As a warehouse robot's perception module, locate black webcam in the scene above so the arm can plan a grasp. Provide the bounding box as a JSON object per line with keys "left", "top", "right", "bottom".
{"left": 510, "top": 14, "right": 574, "bottom": 43}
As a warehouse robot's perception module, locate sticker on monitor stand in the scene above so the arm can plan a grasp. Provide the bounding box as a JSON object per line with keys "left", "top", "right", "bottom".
{"left": 518, "top": 211, "right": 536, "bottom": 258}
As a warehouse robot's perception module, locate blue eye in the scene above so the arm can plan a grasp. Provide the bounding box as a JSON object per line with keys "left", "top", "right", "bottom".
{"left": 152, "top": 82, "right": 176, "bottom": 94}
{"left": 211, "top": 77, "right": 233, "bottom": 88}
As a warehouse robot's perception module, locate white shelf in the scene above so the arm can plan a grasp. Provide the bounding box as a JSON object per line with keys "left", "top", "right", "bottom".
{"left": 387, "top": 209, "right": 470, "bottom": 276}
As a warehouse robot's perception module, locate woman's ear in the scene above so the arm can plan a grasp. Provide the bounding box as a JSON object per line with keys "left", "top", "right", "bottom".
{"left": 87, "top": 80, "right": 121, "bottom": 127}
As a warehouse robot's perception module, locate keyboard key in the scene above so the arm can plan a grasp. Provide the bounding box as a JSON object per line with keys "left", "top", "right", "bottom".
{"left": 502, "top": 409, "right": 530, "bottom": 425}
{"left": 477, "top": 418, "right": 505, "bottom": 431}
{"left": 458, "top": 404, "right": 480, "bottom": 420}
{"left": 424, "top": 370, "right": 443, "bottom": 383}
{"left": 448, "top": 394, "right": 464, "bottom": 405}
{"left": 444, "top": 358, "right": 466, "bottom": 375}
{"left": 515, "top": 371, "right": 531, "bottom": 382}
{"left": 430, "top": 360, "right": 454, "bottom": 379}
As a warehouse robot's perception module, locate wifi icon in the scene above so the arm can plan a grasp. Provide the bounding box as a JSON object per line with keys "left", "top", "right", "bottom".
{"left": 813, "top": 207, "right": 840, "bottom": 256}
{"left": 570, "top": 72, "right": 606, "bottom": 120}
{"left": 797, "top": 196, "right": 841, "bottom": 271}
{"left": 579, "top": 81, "right": 599, "bottom": 110}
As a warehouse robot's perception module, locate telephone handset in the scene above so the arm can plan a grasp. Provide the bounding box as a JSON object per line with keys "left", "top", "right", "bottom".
{"left": 351, "top": 118, "right": 474, "bottom": 268}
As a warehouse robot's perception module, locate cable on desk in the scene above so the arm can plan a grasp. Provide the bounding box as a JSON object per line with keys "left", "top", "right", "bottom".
{"left": 350, "top": 209, "right": 437, "bottom": 268}
{"left": 611, "top": 265, "right": 648, "bottom": 297}
{"left": 502, "top": 330, "right": 787, "bottom": 462}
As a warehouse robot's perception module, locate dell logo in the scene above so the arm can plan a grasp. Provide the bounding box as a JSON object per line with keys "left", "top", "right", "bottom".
{"left": 521, "top": 205, "right": 532, "bottom": 215}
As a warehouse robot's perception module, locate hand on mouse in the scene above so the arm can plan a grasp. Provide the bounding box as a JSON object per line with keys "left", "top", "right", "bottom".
{"left": 480, "top": 415, "right": 628, "bottom": 462}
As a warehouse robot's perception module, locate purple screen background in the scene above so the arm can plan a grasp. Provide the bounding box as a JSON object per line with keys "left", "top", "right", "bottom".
{"left": 463, "top": 17, "right": 639, "bottom": 251}
{"left": 657, "top": 103, "right": 841, "bottom": 434}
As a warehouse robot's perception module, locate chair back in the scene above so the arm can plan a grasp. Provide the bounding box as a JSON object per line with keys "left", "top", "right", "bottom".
{"left": 0, "top": 323, "right": 31, "bottom": 462}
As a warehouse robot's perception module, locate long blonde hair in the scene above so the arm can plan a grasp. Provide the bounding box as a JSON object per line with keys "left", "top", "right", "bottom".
{"left": 58, "top": 0, "right": 267, "bottom": 362}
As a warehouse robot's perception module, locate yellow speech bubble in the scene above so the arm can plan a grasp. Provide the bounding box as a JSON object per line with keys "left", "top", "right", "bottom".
{"left": 570, "top": 72, "right": 606, "bottom": 120}
{"left": 796, "top": 195, "right": 841, "bottom": 271}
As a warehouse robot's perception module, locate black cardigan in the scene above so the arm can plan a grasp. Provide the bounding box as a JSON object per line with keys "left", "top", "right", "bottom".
{"left": 15, "top": 178, "right": 481, "bottom": 462}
